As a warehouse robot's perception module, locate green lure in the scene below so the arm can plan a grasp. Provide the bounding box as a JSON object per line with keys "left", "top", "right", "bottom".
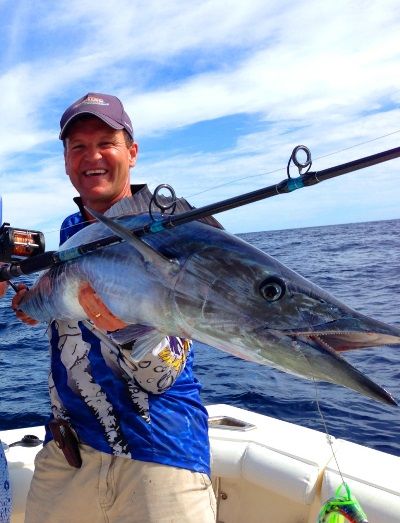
{"left": 318, "top": 482, "right": 368, "bottom": 523}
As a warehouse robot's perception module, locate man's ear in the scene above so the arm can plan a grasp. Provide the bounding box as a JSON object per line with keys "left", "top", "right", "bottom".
{"left": 129, "top": 142, "right": 139, "bottom": 168}
{"left": 64, "top": 148, "right": 69, "bottom": 173}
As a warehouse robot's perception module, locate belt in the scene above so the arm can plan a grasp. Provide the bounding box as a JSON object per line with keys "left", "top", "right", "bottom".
{"left": 48, "top": 419, "right": 82, "bottom": 468}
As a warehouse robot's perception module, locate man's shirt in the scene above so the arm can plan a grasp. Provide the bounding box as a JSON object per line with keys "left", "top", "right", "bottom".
{"left": 45, "top": 185, "right": 211, "bottom": 475}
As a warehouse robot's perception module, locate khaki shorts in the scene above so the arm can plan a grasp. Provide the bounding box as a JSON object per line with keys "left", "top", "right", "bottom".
{"left": 25, "top": 441, "right": 216, "bottom": 523}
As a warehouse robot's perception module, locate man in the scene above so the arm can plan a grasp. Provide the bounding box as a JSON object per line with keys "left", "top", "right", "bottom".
{"left": 12, "top": 93, "right": 217, "bottom": 522}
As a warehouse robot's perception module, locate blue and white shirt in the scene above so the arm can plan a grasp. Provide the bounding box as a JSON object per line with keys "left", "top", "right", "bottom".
{"left": 44, "top": 185, "right": 212, "bottom": 475}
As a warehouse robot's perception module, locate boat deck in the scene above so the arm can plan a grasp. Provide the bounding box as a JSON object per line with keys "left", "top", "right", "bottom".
{"left": 1, "top": 404, "right": 399, "bottom": 522}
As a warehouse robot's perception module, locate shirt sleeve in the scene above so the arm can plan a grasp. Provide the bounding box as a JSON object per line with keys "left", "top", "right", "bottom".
{"left": 120, "top": 336, "right": 192, "bottom": 394}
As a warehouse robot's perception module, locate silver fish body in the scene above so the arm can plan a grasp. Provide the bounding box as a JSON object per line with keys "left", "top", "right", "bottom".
{"left": 20, "top": 213, "right": 400, "bottom": 405}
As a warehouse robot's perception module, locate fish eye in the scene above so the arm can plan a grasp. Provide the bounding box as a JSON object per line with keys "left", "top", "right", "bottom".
{"left": 259, "top": 277, "right": 286, "bottom": 302}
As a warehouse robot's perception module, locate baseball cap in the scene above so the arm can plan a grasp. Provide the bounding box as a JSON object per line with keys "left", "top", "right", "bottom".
{"left": 59, "top": 92, "right": 134, "bottom": 140}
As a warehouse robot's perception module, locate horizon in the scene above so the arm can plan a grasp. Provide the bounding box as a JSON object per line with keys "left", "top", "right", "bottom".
{"left": 237, "top": 214, "right": 400, "bottom": 237}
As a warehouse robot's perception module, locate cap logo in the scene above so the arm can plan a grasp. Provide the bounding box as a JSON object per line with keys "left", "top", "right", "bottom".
{"left": 79, "top": 96, "right": 109, "bottom": 107}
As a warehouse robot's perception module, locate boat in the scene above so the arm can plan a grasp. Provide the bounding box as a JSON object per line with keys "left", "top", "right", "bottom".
{"left": 1, "top": 403, "right": 399, "bottom": 522}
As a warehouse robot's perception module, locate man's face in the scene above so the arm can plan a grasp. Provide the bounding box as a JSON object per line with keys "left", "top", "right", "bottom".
{"left": 64, "top": 117, "right": 138, "bottom": 212}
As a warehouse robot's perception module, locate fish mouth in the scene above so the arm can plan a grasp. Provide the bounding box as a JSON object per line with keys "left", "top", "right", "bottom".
{"left": 267, "top": 317, "right": 400, "bottom": 406}
{"left": 255, "top": 316, "right": 400, "bottom": 405}
{"left": 289, "top": 317, "right": 400, "bottom": 351}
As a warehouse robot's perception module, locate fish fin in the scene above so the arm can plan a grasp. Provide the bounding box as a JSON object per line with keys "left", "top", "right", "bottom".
{"left": 109, "top": 324, "right": 166, "bottom": 362}
{"left": 86, "top": 207, "right": 179, "bottom": 274}
{"left": 130, "top": 331, "right": 166, "bottom": 362}
{"left": 110, "top": 324, "right": 156, "bottom": 345}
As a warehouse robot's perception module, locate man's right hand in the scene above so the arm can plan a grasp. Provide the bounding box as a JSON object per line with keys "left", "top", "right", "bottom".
{"left": 0, "top": 281, "right": 8, "bottom": 298}
{"left": 11, "top": 284, "right": 39, "bottom": 326}
{"left": 0, "top": 264, "right": 9, "bottom": 297}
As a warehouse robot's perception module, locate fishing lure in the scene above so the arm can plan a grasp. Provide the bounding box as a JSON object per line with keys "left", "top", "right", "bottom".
{"left": 318, "top": 482, "right": 368, "bottom": 523}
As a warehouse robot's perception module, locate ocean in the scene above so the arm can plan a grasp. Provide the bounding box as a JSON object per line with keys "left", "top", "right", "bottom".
{"left": 0, "top": 219, "right": 399, "bottom": 457}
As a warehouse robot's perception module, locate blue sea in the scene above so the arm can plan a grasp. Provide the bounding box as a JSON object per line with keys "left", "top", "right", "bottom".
{"left": 0, "top": 219, "right": 399, "bottom": 457}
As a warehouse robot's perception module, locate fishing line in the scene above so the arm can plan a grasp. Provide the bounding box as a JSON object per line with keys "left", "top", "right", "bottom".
{"left": 293, "top": 340, "right": 346, "bottom": 484}
{"left": 310, "top": 375, "right": 346, "bottom": 485}
{"left": 186, "top": 128, "right": 400, "bottom": 200}
{"left": 297, "top": 343, "right": 369, "bottom": 521}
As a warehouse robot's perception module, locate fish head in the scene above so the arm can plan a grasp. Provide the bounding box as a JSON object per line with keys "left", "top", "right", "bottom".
{"left": 174, "top": 229, "right": 399, "bottom": 404}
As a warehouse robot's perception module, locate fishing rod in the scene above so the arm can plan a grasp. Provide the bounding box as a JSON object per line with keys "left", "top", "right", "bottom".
{"left": 1, "top": 143, "right": 400, "bottom": 282}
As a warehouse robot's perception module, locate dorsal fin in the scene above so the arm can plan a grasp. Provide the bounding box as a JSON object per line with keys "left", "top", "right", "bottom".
{"left": 86, "top": 207, "right": 180, "bottom": 276}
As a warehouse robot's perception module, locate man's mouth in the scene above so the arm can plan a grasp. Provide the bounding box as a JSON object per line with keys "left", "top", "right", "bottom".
{"left": 84, "top": 169, "right": 107, "bottom": 177}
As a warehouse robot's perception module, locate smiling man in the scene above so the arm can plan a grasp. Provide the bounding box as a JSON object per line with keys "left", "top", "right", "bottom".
{"left": 12, "top": 93, "right": 217, "bottom": 523}
{"left": 62, "top": 99, "right": 137, "bottom": 213}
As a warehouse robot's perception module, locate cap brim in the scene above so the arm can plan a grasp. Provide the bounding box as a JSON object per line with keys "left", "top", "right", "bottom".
{"left": 59, "top": 111, "right": 124, "bottom": 140}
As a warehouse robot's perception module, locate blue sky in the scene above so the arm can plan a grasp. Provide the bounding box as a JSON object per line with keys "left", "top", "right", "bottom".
{"left": 0, "top": 0, "right": 399, "bottom": 250}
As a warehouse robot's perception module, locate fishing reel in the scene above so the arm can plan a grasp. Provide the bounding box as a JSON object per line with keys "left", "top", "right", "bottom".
{"left": 0, "top": 222, "right": 45, "bottom": 263}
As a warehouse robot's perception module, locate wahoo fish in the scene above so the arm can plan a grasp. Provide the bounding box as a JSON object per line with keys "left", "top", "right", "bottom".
{"left": 19, "top": 209, "right": 400, "bottom": 405}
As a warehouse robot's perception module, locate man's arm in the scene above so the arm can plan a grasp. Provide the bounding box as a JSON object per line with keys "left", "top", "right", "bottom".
{"left": 11, "top": 281, "right": 128, "bottom": 329}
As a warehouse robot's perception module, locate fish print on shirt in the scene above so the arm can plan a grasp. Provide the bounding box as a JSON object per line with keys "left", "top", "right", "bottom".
{"left": 98, "top": 336, "right": 151, "bottom": 423}
{"left": 50, "top": 320, "right": 192, "bottom": 448}
{"left": 124, "top": 336, "right": 192, "bottom": 394}
{"left": 51, "top": 320, "right": 130, "bottom": 455}
{"left": 48, "top": 371, "right": 70, "bottom": 421}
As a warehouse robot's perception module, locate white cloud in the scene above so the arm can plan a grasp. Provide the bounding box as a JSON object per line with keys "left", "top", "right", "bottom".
{"left": 0, "top": 0, "right": 399, "bottom": 245}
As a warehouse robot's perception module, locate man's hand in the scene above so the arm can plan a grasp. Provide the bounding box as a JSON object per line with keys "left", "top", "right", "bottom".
{"left": 78, "top": 282, "right": 128, "bottom": 332}
{"left": 0, "top": 264, "right": 9, "bottom": 297}
{"left": 0, "top": 281, "right": 8, "bottom": 298}
{"left": 11, "top": 284, "right": 39, "bottom": 326}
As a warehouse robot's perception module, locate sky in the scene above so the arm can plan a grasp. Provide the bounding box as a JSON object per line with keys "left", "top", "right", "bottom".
{"left": 0, "top": 0, "right": 399, "bottom": 250}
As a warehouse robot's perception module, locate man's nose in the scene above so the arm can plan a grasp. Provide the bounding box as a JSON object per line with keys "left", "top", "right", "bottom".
{"left": 84, "top": 145, "right": 102, "bottom": 161}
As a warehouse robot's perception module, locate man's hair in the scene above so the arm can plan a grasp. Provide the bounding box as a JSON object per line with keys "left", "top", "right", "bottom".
{"left": 123, "top": 130, "right": 134, "bottom": 148}
{"left": 62, "top": 114, "right": 134, "bottom": 149}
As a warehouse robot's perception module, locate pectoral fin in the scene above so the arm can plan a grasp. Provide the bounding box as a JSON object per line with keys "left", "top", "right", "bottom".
{"left": 109, "top": 324, "right": 167, "bottom": 362}
{"left": 110, "top": 324, "right": 156, "bottom": 344}
{"left": 130, "top": 332, "right": 167, "bottom": 362}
